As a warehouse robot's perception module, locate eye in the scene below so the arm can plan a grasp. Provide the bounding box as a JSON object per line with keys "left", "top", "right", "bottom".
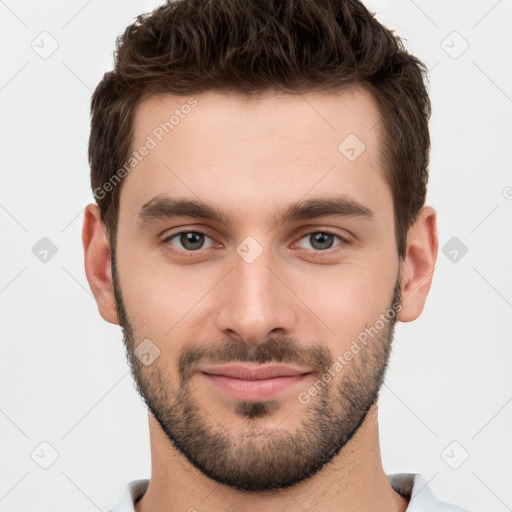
{"left": 164, "top": 231, "right": 215, "bottom": 251}
{"left": 296, "top": 231, "right": 346, "bottom": 251}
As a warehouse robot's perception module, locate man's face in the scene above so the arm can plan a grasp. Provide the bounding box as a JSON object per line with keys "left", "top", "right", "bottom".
{"left": 111, "top": 87, "right": 402, "bottom": 491}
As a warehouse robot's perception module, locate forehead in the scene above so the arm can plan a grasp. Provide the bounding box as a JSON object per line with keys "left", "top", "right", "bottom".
{"left": 119, "top": 87, "right": 390, "bottom": 225}
{"left": 132, "top": 86, "right": 383, "bottom": 153}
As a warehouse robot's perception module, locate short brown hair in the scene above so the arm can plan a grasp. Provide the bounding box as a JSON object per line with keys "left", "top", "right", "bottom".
{"left": 89, "top": 0, "right": 431, "bottom": 258}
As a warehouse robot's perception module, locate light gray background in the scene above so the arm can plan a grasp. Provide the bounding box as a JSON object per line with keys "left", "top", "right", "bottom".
{"left": 1, "top": 1, "right": 511, "bottom": 510}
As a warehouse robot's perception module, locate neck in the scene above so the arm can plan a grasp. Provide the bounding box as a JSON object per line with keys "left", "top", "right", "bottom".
{"left": 134, "top": 404, "right": 408, "bottom": 512}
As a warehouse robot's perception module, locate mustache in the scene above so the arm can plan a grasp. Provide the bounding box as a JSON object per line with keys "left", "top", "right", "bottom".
{"left": 178, "top": 337, "right": 334, "bottom": 383}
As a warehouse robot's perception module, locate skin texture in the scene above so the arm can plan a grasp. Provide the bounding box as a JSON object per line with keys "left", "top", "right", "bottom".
{"left": 83, "top": 86, "right": 438, "bottom": 512}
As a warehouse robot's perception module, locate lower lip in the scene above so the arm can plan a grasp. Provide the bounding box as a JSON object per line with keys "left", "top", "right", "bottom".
{"left": 200, "top": 372, "right": 313, "bottom": 401}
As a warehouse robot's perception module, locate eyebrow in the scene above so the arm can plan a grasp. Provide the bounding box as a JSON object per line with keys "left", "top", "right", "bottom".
{"left": 137, "top": 194, "right": 374, "bottom": 228}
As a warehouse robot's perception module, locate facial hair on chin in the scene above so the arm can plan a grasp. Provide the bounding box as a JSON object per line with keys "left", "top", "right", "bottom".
{"left": 111, "top": 253, "right": 402, "bottom": 492}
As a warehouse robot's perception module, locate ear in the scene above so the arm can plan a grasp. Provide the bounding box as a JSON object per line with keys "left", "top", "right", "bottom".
{"left": 82, "top": 203, "right": 119, "bottom": 325}
{"left": 397, "top": 205, "right": 438, "bottom": 322}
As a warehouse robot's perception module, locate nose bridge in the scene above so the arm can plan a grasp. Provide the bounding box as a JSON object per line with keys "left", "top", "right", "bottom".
{"left": 215, "top": 246, "right": 295, "bottom": 343}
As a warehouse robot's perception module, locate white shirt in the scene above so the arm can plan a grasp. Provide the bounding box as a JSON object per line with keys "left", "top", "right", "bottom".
{"left": 108, "top": 473, "right": 471, "bottom": 511}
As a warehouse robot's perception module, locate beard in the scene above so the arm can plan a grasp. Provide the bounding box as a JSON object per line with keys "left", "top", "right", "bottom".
{"left": 111, "top": 251, "right": 402, "bottom": 493}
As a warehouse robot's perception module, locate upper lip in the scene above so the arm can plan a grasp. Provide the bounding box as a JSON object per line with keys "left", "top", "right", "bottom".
{"left": 198, "top": 363, "right": 312, "bottom": 380}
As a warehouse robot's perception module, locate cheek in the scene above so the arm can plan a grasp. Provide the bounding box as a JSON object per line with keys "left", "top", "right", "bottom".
{"left": 116, "top": 244, "right": 219, "bottom": 336}
{"left": 291, "top": 263, "right": 396, "bottom": 340}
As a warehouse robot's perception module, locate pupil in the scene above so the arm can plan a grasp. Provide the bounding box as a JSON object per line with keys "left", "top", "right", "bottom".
{"left": 311, "top": 232, "right": 333, "bottom": 250}
{"left": 181, "top": 232, "right": 204, "bottom": 250}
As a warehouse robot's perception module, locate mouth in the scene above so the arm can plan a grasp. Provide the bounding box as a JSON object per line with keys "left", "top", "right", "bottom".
{"left": 197, "top": 363, "right": 314, "bottom": 401}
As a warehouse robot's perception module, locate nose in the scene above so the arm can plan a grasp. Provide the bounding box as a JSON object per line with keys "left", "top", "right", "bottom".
{"left": 215, "top": 248, "right": 297, "bottom": 345}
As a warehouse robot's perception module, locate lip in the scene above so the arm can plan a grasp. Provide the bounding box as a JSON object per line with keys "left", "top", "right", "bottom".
{"left": 197, "top": 363, "right": 313, "bottom": 401}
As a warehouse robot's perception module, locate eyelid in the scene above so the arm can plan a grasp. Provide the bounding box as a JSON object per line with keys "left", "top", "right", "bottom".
{"left": 293, "top": 229, "right": 349, "bottom": 250}
{"left": 165, "top": 230, "right": 212, "bottom": 241}
{"left": 160, "top": 227, "right": 351, "bottom": 256}
{"left": 293, "top": 225, "right": 352, "bottom": 242}
{"left": 161, "top": 225, "right": 215, "bottom": 241}
{"left": 162, "top": 228, "right": 219, "bottom": 254}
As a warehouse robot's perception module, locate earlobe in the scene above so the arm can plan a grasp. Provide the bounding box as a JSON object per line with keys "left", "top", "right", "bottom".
{"left": 82, "top": 203, "right": 119, "bottom": 325}
{"left": 397, "top": 206, "right": 438, "bottom": 323}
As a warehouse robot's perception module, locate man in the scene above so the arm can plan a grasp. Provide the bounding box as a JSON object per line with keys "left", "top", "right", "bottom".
{"left": 82, "top": 0, "right": 470, "bottom": 510}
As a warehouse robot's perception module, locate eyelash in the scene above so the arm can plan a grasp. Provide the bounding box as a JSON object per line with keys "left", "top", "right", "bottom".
{"left": 162, "top": 230, "right": 217, "bottom": 258}
{"left": 162, "top": 229, "right": 349, "bottom": 257}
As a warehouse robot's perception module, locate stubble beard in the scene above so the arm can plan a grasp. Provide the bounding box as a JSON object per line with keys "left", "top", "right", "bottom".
{"left": 111, "top": 253, "right": 401, "bottom": 492}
